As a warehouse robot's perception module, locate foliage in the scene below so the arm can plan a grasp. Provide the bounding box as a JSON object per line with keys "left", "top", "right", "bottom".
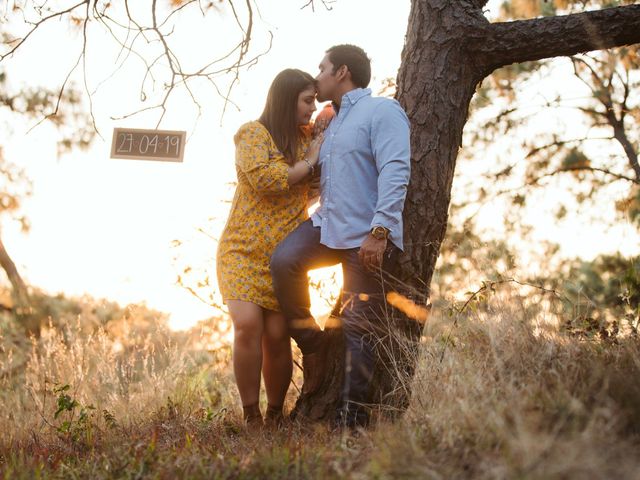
{"left": 0, "top": 64, "right": 96, "bottom": 229}
{"left": 0, "top": 35, "right": 96, "bottom": 304}
{"left": 0, "top": 148, "right": 31, "bottom": 232}
{"left": 2, "top": 288, "right": 640, "bottom": 478}
{"left": 461, "top": 0, "right": 640, "bottom": 241}
{"left": 535, "top": 253, "right": 640, "bottom": 336}
{"left": 434, "top": 208, "right": 638, "bottom": 340}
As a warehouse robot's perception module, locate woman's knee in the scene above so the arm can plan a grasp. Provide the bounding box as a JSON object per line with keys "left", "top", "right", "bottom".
{"left": 263, "top": 314, "right": 291, "bottom": 346}
{"left": 234, "top": 322, "right": 262, "bottom": 348}
{"left": 228, "top": 301, "right": 263, "bottom": 347}
{"left": 263, "top": 326, "right": 289, "bottom": 347}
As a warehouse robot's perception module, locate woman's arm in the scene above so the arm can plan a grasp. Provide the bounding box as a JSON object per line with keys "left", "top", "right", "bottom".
{"left": 287, "top": 133, "right": 323, "bottom": 185}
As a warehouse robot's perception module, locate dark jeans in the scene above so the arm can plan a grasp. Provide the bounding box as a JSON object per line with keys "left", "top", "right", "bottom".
{"left": 270, "top": 219, "right": 400, "bottom": 412}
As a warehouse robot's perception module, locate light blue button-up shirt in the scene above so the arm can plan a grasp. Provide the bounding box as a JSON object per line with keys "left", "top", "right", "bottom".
{"left": 311, "top": 88, "right": 411, "bottom": 250}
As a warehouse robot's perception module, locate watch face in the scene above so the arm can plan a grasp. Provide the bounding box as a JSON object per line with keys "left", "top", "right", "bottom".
{"left": 372, "top": 227, "right": 388, "bottom": 239}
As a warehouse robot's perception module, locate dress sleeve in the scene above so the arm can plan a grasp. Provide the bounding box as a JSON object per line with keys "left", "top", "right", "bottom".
{"left": 234, "top": 123, "right": 290, "bottom": 194}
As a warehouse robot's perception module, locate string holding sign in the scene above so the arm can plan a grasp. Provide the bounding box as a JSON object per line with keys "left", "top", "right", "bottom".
{"left": 110, "top": 128, "right": 186, "bottom": 162}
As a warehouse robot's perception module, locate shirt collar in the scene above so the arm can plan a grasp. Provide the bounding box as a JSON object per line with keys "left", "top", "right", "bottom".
{"left": 332, "top": 88, "right": 371, "bottom": 114}
{"left": 342, "top": 87, "right": 371, "bottom": 105}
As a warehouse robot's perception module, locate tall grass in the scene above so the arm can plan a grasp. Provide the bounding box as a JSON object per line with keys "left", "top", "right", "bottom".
{"left": 1, "top": 286, "right": 639, "bottom": 479}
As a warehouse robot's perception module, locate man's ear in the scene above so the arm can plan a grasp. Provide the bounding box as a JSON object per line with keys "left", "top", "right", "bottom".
{"left": 336, "top": 64, "right": 350, "bottom": 82}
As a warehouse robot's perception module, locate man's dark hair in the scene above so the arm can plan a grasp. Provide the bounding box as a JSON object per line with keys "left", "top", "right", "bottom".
{"left": 326, "top": 44, "right": 371, "bottom": 88}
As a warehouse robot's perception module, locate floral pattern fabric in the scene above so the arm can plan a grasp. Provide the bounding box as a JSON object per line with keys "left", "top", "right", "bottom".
{"left": 216, "top": 121, "right": 311, "bottom": 311}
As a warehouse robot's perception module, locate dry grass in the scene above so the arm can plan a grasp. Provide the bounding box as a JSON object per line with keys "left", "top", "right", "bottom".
{"left": 1, "top": 287, "right": 639, "bottom": 479}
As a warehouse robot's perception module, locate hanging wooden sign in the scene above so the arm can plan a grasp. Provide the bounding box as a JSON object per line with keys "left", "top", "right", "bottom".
{"left": 110, "top": 128, "right": 186, "bottom": 162}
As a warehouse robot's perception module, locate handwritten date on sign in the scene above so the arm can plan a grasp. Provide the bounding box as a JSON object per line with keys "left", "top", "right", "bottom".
{"left": 110, "top": 128, "right": 186, "bottom": 162}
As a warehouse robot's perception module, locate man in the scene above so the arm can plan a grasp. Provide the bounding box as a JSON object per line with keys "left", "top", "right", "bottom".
{"left": 270, "top": 44, "right": 411, "bottom": 428}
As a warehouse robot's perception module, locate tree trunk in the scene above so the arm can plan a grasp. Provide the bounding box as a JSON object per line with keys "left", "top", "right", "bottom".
{"left": 290, "top": 0, "right": 640, "bottom": 423}
{"left": 290, "top": 319, "right": 344, "bottom": 421}
{"left": 396, "top": 2, "right": 489, "bottom": 293}
{"left": 0, "top": 233, "right": 33, "bottom": 329}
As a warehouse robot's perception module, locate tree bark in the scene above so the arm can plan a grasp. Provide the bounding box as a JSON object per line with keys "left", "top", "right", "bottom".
{"left": 474, "top": 5, "right": 640, "bottom": 69}
{"left": 291, "top": 0, "right": 640, "bottom": 423}
{"left": 0, "top": 233, "right": 33, "bottom": 328}
{"left": 396, "top": 1, "right": 489, "bottom": 294}
{"left": 290, "top": 321, "right": 344, "bottom": 421}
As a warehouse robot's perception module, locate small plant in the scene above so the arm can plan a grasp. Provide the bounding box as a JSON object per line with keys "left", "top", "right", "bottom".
{"left": 51, "top": 383, "right": 96, "bottom": 444}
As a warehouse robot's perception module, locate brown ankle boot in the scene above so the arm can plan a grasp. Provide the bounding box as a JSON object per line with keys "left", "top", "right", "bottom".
{"left": 264, "top": 404, "right": 284, "bottom": 429}
{"left": 242, "top": 403, "right": 263, "bottom": 430}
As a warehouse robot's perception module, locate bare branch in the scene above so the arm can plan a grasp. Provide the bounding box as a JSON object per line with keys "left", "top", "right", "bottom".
{"left": 571, "top": 56, "right": 609, "bottom": 105}
{"left": 538, "top": 165, "right": 640, "bottom": 185}
{"left": 150, "top": 0, "right": 177, "bottom": 127}
{"left": 158, "top": 0, "right": 198, "bottom": 29}
{"left": 619, "top": 63, "right": 631, "bottom": 123}
{"left": 26, "top": 41, "right": 84, "bottom": 135}
{"left": 112, "top": 0, "right": 270, "bottom": 125}
{"left": 460, "top": 158, "right": 639, "bottom": 223}
{"left": 531, "top": 136, "right": 611, "bottom": 155}
{"left": 570, "top": 54, "right": 640, "bottom": 181}
{"left": 0, "top": 1, "right": 87, "bottom": 61}
{"left": 80, "top": 1, "right": 101, "bottom": 140}
{"left": 2, "top": 1, "right": 286, "bottom": 130}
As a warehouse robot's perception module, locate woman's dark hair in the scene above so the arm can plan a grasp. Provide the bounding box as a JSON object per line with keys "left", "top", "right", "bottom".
{"left": 326, "top": 44, "right": 371, "bottom": 89}
{"left": 258, "top": 69, "right": 315, "bottom": 165}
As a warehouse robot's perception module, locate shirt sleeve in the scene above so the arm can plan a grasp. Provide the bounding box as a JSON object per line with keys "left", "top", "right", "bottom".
{"left": 234, "top": 123, "right": 290, "bottom": 194}
{"left": 370, "top": 100, "right": 411, "bottom": 234}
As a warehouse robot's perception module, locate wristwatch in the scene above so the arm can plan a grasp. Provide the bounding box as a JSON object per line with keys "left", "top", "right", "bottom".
{"left": 370, "top": 226, "right": 390, "bottom": 240}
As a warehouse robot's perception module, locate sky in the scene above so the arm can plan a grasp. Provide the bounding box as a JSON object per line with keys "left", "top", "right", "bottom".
{"left": 2, "top": 0, "right": 418, "bottom": 329}
{"left": 2, "top": 0, "right": 638, "bottom": 330}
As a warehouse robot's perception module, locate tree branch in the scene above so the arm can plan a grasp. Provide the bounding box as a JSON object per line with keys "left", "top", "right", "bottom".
{"left": 4, "top": 1, "right": 270, "bottom": 129}
{"left": 524, "top": 136, "right": 613, "bottom": 160}
{"left": 610, "top": 118, "right": 640, "bottom": 181}
{"left": 0, "top": 1, "right": 88, "bottom": 61}
{"left": 534, "top": 165, "right": 640, "bottom": 185}
{"left": 475, "top": 5, "right": 640, "bottom": 70}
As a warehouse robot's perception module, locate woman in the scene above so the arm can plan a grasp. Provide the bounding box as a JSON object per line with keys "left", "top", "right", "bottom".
{"left": 216, "top": 69, "right": 324, "bottom": 428}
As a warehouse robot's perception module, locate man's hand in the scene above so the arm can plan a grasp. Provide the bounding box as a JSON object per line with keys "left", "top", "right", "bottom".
{"left": 313, "top": 117, "right": 330, "bottom": 137}
{"left": 358, "top": 234, "right": 387, "bottom": 271}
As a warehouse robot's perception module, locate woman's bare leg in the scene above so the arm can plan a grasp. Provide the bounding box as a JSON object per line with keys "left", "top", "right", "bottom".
{"left": 262, "top": 310, "right": 293, "bottom": 417}
{"left": 227, "top": 300, "right": 264, "bottom": 414}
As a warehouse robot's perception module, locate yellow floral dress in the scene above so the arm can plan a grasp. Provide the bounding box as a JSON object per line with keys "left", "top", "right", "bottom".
{"left": 216, "top": 121, "right": 311, "bottom": 311}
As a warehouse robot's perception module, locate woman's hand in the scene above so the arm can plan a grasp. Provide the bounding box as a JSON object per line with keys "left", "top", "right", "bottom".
{"left": 313, "top": 104, "right": 335, "bottom": 138}
{"left": 306, "top": 132, "right": 324, "bottom": 167}
{"left": 287, "top": 132, "right": 323, "bottom": 186}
